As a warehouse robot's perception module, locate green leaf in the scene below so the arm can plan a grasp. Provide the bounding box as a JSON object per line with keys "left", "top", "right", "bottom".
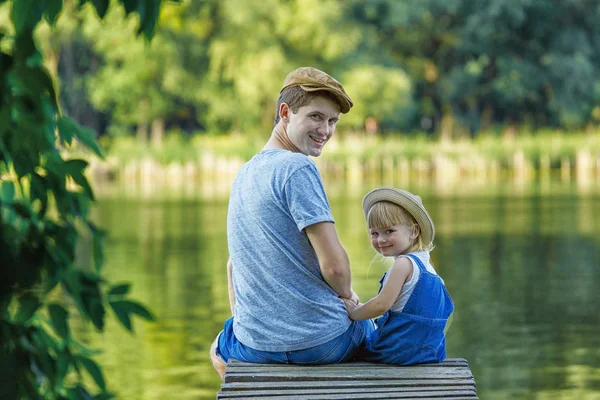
{"left": 10, "top": 0, "right": 44, "bottom": 35}
{"left": 71, "top": 338, "right": 102, "bottom": 357}
{"left": 64, "top": 159, "right": 88, "bottom": 174}
{"left": 127, "top": 300, "right": 155, "bottom": 321}
{"left": 135, "top": 0, "right": 146, "bottom": 22}
{"left": 88, "top": 302, "right": 106, "bottom": 331}
{"left": 109, "top": 300, "right": 131, "bottom": 331}
{"left": 109, "top": 299, "right": 155, "bottom": 332}
{"left": 1, "top": 180, "right": 15, "bottom": 202}
{"left": 29, "top": 65, "right": 59, "bottom": 108}
{"left": 88, "top": 221, "right": 106, "bottom": 271}
{"left": 48, "top": 303, "right": 70, "bottom": 339}
{"left": 75, "top": 355, "right": 106, "bottom": 391}
{"left": 65, "top": 159, "right": 94, "bottom": 200}
{"left": 14, "top": 294, "right": 40, "bottom": 323}
{"left": 71, "top": 192, "right": 90, "bottom": 219}
{"left": 11, "top": 201, "right": 32, "bottom": 219}
{"left": 53, "top": 226, "right": 76, "bottom": 265}
{"left": 57, "top": 116, "right": 103, "bottom": 158}
{"left": 92, "top": 229, "right": 105, "bottom": 271}
{"left": 139, "top": 0, "right": 161, "bottom": 39}
{"left": 121, "top": 0, "right": 138, "bottom": 15}
{"left": 62, "top": 269, "right": 106, "bottom": 331}
{"left": 108, "top": 283, "right": 130, "bottom": 296}
{"left": 79, "top": 272, "right": 106, "bottom": 330}
{"left": 80, "top": 286, "right": 105, "bottom": 331}
{"left": 30, "top": 173, "right": 48, "bottom": 217}
{"left": 44, "top": 152, "right": 67, "bottom": 188}
{"left": 67, "top": 385, "right": 93, "bottom": 400}
{"left": 91, "top": 0, "right": 110, "bottom": 18}
{"left": 35, "top": 322, "right": 60, "bottom": 351}
{"left": 12, "top": 34, "right": 37, "bottom": 64}
{"left": 34, "top": 351, "right": 57, "bottom": 388}
{"left": 0, "top": 97, "right": 11, "bottom": 136}
{"left": 58, "top": 120, "right": 74, "bottom": 146}
{"left": 44, "top": 0, "right": 64, "bottom": 26}
{"left": 55, "top": 350, "right": 70, "bottom": 390}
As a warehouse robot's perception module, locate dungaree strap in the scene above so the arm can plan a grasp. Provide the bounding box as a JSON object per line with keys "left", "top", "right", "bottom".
{"left": 405, "top": 253, "right": 426, "bottom": 272}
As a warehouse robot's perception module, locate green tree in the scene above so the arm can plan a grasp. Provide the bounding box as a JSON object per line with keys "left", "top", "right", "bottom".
{"left": 0, "top": 1, "right": 168, "bottom": 398}
{"left": 350, "top": 0, "right": 600, "bottom": 136}
{"left": 34, "top": 1, "right": 107, "bottom": 135}
{"left": 341, "top": 65, "right": 414, "bottom": 133}
{"left": 83, "top": 0, "right": 216, "bottom": 144}
{"left": 203, "top": 0, "right": 363, "bottom": 133}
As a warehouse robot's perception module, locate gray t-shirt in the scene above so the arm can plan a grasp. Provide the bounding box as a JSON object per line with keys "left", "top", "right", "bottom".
{"left": 227, "top": 149, "right": 351, "bottom": 352}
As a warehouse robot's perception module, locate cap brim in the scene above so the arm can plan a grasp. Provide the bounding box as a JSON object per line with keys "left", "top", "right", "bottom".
{"left": 299, "top": 84, "right": 352, "bottom": 114}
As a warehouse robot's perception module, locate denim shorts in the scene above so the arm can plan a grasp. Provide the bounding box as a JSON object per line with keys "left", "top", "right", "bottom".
{"left": 216, "top": 317, "right": 375, "bottom": 364}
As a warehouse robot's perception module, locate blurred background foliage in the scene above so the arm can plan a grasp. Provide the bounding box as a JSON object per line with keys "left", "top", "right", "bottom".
{"left": 3, "top": 0, "right": 600, "bottom": 146}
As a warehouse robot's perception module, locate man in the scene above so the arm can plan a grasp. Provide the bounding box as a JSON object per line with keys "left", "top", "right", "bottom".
{"left": 210, "top": 67, "right": 371, "bottom": 377}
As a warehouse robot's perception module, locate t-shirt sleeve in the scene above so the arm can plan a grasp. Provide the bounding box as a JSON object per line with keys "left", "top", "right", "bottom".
{"left": 283, "top": 163, "right": 335, "bottom": 231}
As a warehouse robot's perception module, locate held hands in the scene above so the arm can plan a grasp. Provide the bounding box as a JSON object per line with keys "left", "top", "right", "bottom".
{"left": 340, "top": 289, "right": 361, "bottom": 319}
{"left": 338, "top": 289, "right": 359, "bottom": 304}
{"left": 348, "top": 289, "right": 360, "bottom": 305}
{"left": 342, "top": 298, "right": 362, "bottom": 319}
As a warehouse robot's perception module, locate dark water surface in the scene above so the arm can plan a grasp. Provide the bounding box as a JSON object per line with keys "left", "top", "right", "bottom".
{"left": 86, "top": 181, "right": 600, "bottom": 399}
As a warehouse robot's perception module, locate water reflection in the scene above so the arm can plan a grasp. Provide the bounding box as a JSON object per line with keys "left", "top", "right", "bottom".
{"left": 84, "top": 182, "right": 600, "bottom": 400}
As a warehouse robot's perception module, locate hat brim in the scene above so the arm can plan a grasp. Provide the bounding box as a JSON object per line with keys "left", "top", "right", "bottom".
{"left": 298, "top": 84, "right": 352, "bottom": 114}
{"left": 362, "top": 187, "right": 435, "bottom": 246}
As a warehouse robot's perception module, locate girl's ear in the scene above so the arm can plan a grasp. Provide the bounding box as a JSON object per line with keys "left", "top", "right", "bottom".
{"left": 410, "top": 224, "right": 420, "bottom": 240}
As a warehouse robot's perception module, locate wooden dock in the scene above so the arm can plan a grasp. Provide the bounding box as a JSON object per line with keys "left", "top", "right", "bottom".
{"left": 217, "top": 358, "right": 478, "bottom": 399}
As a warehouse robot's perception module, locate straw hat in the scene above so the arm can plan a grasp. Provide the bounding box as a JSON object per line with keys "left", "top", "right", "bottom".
{"left": 280, "top": 67, "right": 353, "bottom": 113}
{"left": 362, "top": 187, "right": 435, "bottom": 246}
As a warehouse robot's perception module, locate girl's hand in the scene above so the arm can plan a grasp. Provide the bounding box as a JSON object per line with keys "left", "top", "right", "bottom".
{"left": 342, "top": 298, "right": 360, "bottom": 317}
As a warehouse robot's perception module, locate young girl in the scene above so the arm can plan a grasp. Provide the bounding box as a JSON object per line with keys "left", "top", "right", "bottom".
{"left": 344, "top": 187, "right": 454, "bottom": 365}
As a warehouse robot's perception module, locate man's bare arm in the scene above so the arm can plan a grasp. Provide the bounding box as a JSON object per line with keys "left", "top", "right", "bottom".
{"left": 305, "top": 222, "right": 353, "bottom": 299}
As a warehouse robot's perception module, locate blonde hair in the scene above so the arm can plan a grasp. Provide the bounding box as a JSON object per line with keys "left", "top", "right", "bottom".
{"left": 366, "top": 201, "right": 432, "bottom": 253}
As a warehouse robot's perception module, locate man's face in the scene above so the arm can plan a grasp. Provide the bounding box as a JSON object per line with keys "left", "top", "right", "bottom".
{"left": 284, "top": 96, "right": 340, "bottom": 157}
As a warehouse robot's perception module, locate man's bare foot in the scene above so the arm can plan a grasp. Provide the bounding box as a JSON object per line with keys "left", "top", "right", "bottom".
{"left": 210, "top": 335, "right": 227, "bottom": 379}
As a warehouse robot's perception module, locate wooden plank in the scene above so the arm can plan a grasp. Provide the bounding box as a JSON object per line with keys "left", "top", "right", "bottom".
{"left": 217, "top": 359, "right": 478, "bottom": 399}
{"left": 225, "top": 364, "right": 470, "bottom": 374}
{"left": 220, "top": 378, "right": 477, "bottom": 391}
{"left": 227, "top": 358, "right": 469, "bottom": 368}
{"left": 217, "top": 386, "right": 476, "bottom": 398}
{"left": 218, "top": 391, "right": 478, "bottom": 400}
{"left": 223, "top": 367, "right": 473, "bottom": 383}
{"left": 223, "top": 368, "right": 471, "bottom": 378}
{"left": 225, "top": 364, "right": 471, "bottom": 374}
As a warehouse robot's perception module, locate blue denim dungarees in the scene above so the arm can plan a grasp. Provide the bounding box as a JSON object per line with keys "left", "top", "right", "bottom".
{"left": 363, "top": 253, "right": 454, "bottom": 365}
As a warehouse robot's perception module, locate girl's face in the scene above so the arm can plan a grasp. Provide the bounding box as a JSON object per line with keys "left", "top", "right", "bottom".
{"left": 370, "top": 224, "right": 417, "bottom": 257}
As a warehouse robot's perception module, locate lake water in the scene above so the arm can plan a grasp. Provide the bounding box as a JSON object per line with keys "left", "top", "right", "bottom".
{"left": 85, "top": 178, "right": 600, "bottom": 400}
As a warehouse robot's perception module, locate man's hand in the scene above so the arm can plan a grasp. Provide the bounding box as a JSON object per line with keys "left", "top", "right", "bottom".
{"left": 347, "top": 289, "right": 360, "bottom": 305}
{"left": 342, "top": 298, "right": 361, "bottom": 318}
{"left": 339, "top": 289, "right": 360, "bottom": 304}
{"left": 339, "top": 289, "right": 359, "bottom": 305}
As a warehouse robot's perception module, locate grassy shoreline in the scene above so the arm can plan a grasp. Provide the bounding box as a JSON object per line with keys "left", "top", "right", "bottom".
{"left": 56, "top": 130, "right": 600, "bottom": 191}
{"left": 97, "top": 130, "right": 600, "bottom": 167}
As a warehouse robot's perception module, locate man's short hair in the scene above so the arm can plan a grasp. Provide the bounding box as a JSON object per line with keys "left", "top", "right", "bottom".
{"left": 273, "top": 87, "right": 341, "bottom": 126}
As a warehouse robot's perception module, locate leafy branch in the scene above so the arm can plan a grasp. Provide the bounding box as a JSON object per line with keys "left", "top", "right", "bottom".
{"left": 1, "top": 1, "right": 170, "bottom": 398}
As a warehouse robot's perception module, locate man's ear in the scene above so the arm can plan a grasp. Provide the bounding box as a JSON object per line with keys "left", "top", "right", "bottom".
{"left": 279, "top": 103, "right": 290, "bottom": 122}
